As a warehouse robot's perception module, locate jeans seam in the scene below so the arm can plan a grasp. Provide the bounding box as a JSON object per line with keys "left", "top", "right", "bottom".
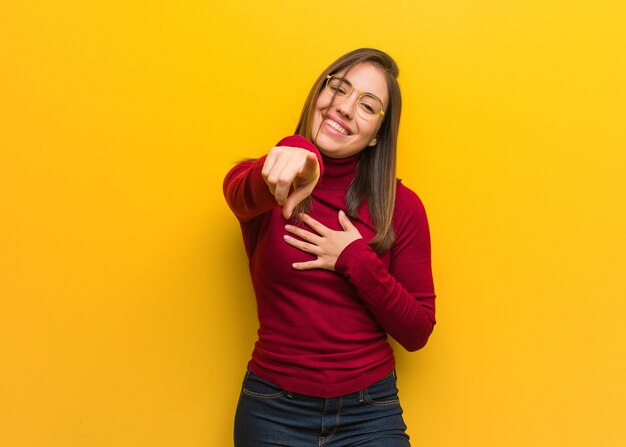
{"left": 242, "top": 389, "right": 287, "bottom": 399}
{"left": 318, "top": 396, "right": 342, "bottom": 446}
{"left": 364, "top": 374, "right": 400, "bottom": 406}
{"left": 364, "top": 394, "right": 400, "bottom": 406}
{"left": 242, "top": 370, "right": 287, "bottom": 399}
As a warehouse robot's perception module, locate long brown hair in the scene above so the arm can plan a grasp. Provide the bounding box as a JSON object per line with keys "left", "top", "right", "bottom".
{"left": 294, "top": 48, "right": 402, "bottom": 253}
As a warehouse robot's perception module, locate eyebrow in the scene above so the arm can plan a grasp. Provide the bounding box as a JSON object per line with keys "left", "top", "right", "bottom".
{"left": 335, "top": 76, "right": 385, "bottom": 106}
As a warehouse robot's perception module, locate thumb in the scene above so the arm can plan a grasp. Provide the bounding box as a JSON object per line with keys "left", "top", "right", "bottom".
{"left": 283, "top": 185, "right": 313, "bottom": 219}
{"left": 300, "top": 151, "right": 319, "bottom": 177}
{"left": 338, "top": 210, "right": 355, "bottom": 231}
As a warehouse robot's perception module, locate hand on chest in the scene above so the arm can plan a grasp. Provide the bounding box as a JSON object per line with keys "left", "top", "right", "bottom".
{"left": 253, "top": 195, "right": 378, "bottom": 276}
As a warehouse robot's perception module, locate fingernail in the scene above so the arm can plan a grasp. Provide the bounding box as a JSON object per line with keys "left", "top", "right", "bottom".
{"left": 339, "top": 210, "right": 345, "bottom": 216}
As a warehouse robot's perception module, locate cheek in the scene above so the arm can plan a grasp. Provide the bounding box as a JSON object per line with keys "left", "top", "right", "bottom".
{"left": 311, "top": 98, "right": 329, "bottom": 126}
{"left": 314, "top": 95, "right": 331, "bottom": 114}
{"left": 357, "top": 120, "right": 379, "bottom": 140}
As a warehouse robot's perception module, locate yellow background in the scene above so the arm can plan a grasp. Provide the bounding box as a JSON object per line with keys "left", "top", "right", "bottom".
{"left": 2, "top": 1, "right": 625, "bottom": 445}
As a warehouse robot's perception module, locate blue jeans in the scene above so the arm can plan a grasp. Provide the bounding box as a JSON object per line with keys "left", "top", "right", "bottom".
{"left": 234, "top": 370, "right": 411, "bottom": 446}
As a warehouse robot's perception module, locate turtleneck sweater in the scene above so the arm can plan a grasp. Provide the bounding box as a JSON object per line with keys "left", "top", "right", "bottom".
{"left": 223, "top": 135, "right": 436, "bottom": 398}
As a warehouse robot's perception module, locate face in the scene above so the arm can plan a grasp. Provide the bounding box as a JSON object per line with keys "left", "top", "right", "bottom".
{"left": 310, "top": 62, "right": 388, "bottom": 159}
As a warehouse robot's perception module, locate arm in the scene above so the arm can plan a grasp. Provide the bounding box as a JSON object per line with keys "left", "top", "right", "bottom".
{"left": 223, "top": 135, "right": 324, "bottom": 222}
{"left": 282, "top": 189, "right": 436, "bottom": 351}
{"left": 335, "top": 190, "right": 436, "bottom": 351}
{"left": 223, "top": 156, "right": 276, "bottom": 222}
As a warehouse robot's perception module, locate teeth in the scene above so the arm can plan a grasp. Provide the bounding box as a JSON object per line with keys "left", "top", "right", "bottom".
{"left": 325, "top": 118, "right": 349, "bottom": 135}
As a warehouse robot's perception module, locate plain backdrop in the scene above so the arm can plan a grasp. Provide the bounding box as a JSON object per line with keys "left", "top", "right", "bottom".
{"left": 1, "top": 1, "right": 625, "bottom": 446}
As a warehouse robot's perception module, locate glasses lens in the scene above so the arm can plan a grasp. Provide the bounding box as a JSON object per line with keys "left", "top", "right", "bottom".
{"left": 326, "top": 75, "right": 384, "bottom": 120}
{"left": 358, "top": 94, "right": 383, "bottom": 117}
{"left": 326, "top": 76, "right": 351, "bottom": 97}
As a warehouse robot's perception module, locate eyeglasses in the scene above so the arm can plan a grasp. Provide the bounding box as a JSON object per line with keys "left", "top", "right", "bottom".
{"left": 324, "top": 75, "right": 385, "bottom": 120}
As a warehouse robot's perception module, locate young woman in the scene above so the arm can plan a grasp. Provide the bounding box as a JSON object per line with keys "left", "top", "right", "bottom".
{"left": 224, "top": 48, "right": 436, "bottom": 447}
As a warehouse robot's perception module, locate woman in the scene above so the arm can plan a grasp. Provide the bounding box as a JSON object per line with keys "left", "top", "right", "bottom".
{"left": 224, "top": 48, "right": 436, "bottom": 446}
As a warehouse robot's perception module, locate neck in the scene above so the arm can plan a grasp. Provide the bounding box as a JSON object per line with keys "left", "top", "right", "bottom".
{"left": 316, "top": 152, "right": 361, "bottom": 190}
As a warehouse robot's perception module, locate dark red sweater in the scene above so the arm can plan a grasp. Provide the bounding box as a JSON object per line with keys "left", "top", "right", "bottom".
{"left": 223, "top": 135, "right": 436, "bottom": 398}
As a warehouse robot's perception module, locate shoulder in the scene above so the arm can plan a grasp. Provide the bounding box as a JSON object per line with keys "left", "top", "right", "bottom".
{"left": 393, "top": 180, "right": 430, "bottom": 233}
{"left": 395, "top": 180, "right": 427, "bottom": 216}
{"left": 388, "top": 180, "right": 432, "bottom": 254}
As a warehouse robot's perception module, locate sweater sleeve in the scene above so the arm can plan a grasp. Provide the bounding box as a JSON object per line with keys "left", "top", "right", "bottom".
{"left": 334, "top": 187, "right": 436, "bottom": 352}
{"left": 223, "top": 156, "right": 276, "bottom": 222}
{"left": 223, "top": 135, "right": 324, "bottom": 223}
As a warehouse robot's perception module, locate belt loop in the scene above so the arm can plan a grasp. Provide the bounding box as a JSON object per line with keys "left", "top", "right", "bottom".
{"left": 358, "top": 390, "right": 364, "bottom": 404}
{"left": 392, "top": 369, "right": 398, "bottom": 380}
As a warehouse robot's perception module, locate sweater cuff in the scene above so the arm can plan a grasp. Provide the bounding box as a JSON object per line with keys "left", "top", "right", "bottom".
{"left": 248, "top": 154, "right": 279, "bottom": 204}
{"left": 276, "top": 135, "right": 325, "bottom": 177}
{"left": 335, "top": 238, "right": 377, "bottom": 278}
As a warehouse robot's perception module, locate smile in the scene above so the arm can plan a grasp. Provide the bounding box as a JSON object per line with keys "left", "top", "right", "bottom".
{"left": 324, "top": 118, "right": 352, "bottom": 136}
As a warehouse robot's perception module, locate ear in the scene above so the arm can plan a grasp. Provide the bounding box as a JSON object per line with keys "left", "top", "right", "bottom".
{"left": 368, "top": 137, "right": 378, "bottom": 147}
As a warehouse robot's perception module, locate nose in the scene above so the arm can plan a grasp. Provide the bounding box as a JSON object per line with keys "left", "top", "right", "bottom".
{"left": 335, "top": 91, "right": 359, "bottom": 119}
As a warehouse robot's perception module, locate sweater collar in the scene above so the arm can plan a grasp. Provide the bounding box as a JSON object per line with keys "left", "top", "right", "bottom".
{"left": 316, "top": 152, "right": 361, "bottom": 190}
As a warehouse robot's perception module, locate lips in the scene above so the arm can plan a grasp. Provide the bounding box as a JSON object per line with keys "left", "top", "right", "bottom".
{"left": 323, "top": 115, "right": 352, "bottom": 136}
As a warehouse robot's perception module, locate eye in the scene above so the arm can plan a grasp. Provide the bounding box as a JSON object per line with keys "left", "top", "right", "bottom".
{"left": 360, "top": 103, "right": 375, "bottom": 114}
{"left": 327, "top": 77, "right": 351, "bottom": 97}
{"left": 330, "top": 85, "right": 348, "bottom": 95}
{"left": 359, "top": 96, "right": 380, "bottom": 115}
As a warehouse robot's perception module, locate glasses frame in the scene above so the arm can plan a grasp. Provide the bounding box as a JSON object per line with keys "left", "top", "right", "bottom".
{"left": 324, "top": 75, "right": 385, "bottom": 120}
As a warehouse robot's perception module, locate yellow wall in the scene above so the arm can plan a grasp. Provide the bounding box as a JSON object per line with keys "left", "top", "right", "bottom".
{"left": 2, "top": 1, "right": 625, "bottom": 445}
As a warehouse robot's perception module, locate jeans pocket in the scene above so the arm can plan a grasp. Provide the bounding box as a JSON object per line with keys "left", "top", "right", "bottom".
{"left": 364, "top": 373, "right": 400, "bottom": 407}
{"left": 242, "top": 371, "right": 287, "bottom": 399}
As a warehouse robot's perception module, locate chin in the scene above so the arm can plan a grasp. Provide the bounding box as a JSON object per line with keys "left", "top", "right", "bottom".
{"left": 322, "top": 147, "right": 363, "bottom": 159}
{"left": 314, "top": 138, "right": 348, "bottom": 158}
{"left": 319, "top": 149, "right": 341, "bottom": 158}
{"left": 315, "top": 141, "right": 343, "bottom": 158}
